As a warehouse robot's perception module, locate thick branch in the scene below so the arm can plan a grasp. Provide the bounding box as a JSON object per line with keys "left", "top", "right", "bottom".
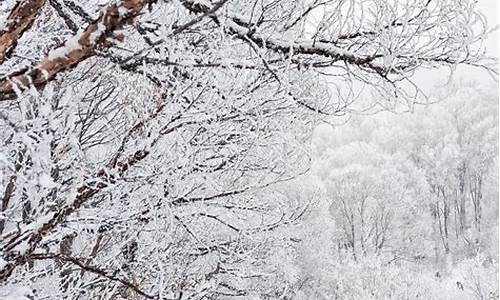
{"left": 181, "top": 1, "right": 387, "bottom": 74}
{"left": 0, "top": 0, "right": 47, "bottom": 64}
{"left": 0, "top": 0, "right": 157, "bottom": 101}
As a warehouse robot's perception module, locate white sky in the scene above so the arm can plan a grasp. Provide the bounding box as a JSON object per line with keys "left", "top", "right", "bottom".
{"left": 412, "top": 0, "right": 498, "bottom": 92}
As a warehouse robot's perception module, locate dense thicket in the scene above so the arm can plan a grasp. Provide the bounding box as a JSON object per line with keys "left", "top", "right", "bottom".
{"left": 291, "top": 81, "right": 498, "bottom": 299}
{"left": 0, "top": 0, "right": 495, "bottom": 299}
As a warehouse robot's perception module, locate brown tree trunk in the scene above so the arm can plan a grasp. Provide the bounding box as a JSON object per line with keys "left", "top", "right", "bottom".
{"left": 58, "top": 234, "right": 76, "bottom": 294}
{"left": 0, "top": 0, "right": 47, "bottom": 64}
{"left": 0, "top": 0, "right": 157, "bottom": 101}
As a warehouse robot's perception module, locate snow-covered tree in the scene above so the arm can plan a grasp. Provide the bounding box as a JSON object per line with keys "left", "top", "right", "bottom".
{"left": 300, "top": 80, "right": 498, "bottom": 299}
{"left": 0, "top": 0, "right": 495, "bottom": 299}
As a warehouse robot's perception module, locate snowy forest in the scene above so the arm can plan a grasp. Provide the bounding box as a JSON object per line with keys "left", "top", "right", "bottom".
{"left": 0, "top": 0, "right": 497, "bottom": 299}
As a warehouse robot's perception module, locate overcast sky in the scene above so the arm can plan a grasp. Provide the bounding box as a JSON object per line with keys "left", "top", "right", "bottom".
{"left": 412, "top": 0, "right": 498, "bottom": 92}
{"left": 480, "top": 0, "right": 498, "bottom": 55}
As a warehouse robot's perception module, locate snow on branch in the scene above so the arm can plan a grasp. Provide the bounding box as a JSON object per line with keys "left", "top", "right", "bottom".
{"left": 181, "top": 0, "right": 493, "bottom": 82}
{"left": 0, "top": 149, "right": 149, "bottom": 282}
{"left": 0, "top": 0, "right": 157, "bottom": 101}
{"left": 0, "top": 0, "right": 47, "bottom": 64}
{"left": 224, "top": 18, "right": 386, "bottom": 74}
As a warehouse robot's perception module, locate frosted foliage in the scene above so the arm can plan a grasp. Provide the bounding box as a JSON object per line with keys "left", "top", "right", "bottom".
{"left": 0, "top": 0, "right": 496, "bottom": 299}
{"left": 297, "top": 81, "right": 498, "bottom": 300}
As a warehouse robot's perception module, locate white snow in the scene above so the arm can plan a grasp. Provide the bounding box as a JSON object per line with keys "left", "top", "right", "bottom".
{"left": 224, "top": 18, "right": 384, "bottom": 69}
{"left": 191, "top": 0, "right": 211, "bottom": 6}
{"left": 0, "top": 257, "right": 7, "bottom": 269}
{"left": 89, "top": 23, "right": 106, "bottom": 44}
{"left": 14, "top": 241, "right": 29, "bottom": 256}
{"left": 40, "top": 69, "right": 50, "bottom": 80}
{"left": 47, "top": 30, "right": 84, "bottom": 60}
{"left": 38, "top": 173, "right": 57, "bottom": 189}
{"left": 118, "top": 7, "right": 129, "bottom": 18}
{"left": 0, "top": 286, "right": 34, "bottom": 300}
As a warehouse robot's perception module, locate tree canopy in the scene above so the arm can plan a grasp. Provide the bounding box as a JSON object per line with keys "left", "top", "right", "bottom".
{"left": 0, "top": 0, "right": 496, "bottom": 299}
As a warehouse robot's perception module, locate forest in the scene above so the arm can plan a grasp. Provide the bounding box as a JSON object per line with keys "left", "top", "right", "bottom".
{"left": 0, "top": 0, "right": 497, "bottom": 299}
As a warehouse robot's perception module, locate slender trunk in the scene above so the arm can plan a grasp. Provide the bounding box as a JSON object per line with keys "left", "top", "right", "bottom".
{"left": 470, "top": 174, "right": 482, "bottom": 233}
{"left": 453, "top": 189, "right": 460, "bottom": 242}
{"left": 0, "top": 147, "right": 26, "bottom": 235}
{"left": 435, "top": 191, "right": 449, "bottom": 255}
{"left": 59, "top": 234, "right": 76, "bottom": 296}
{"left": 441, "top": 188, "right": 449, "bottom": 254}
{"left": 0, "top": 175, "right": 17, "bottom": 235}
{"left": 350, "top": 213, "right": 357, "bottom": 261}
{"left": 359, "top": 197, "right": 367, "bottom": 257}
{"left": 458, "top": 162, "right": 467, "bottom": 235}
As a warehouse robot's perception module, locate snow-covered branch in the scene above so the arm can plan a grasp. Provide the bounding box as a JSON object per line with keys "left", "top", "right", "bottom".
{"left": 0, "top": 0, "right": 157, "bottom": 101}
{"left": 0, "top": 0, "right": 47, "bottom": 64}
